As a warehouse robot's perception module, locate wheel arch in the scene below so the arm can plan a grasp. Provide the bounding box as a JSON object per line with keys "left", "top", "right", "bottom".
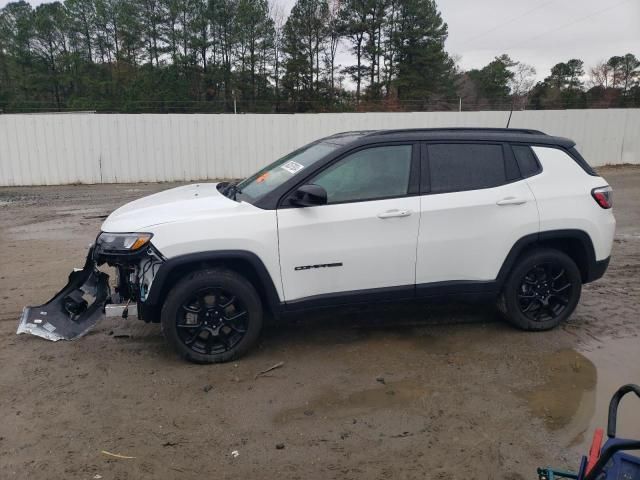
{"left": 497, "top": 229, "right": 598, "bottom": 287}
{"left": 142, "top": 251, "right": 282, "bottom": 322}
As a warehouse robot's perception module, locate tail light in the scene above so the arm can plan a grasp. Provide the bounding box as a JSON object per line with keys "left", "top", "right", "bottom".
{"left": 591, "top": 186, "right": 613, "bottom": 209}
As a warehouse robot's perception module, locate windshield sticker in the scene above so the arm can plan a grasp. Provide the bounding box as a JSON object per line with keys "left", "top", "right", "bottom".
{"left": 281, "top": 161, "right": 305, "bottom": 175}
{"left": 256, "top": 172, "right": 270, "bottom": 183}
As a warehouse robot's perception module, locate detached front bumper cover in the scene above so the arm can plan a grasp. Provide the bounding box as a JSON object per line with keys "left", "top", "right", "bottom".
{"left": 17, "top": 247, "right": 110, "bottom": 341}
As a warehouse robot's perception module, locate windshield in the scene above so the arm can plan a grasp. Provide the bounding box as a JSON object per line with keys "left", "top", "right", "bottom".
{"left": 235, "top": 141, "right": 339, "bottom": 203}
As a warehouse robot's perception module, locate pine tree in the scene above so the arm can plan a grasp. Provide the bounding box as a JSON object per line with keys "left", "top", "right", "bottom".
{"left": 393, "top": 0, "right": 453, "bottom": 106}
{"left": 281, "top": 0, "right": 328, "bottom": 109}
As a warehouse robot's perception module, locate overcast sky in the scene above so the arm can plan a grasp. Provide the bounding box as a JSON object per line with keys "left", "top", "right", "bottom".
{"left": 3, "top": 0, "right": 639, "bottom": 80}
{"left": 435, "top": 0, "right": 639, "bottom": 78}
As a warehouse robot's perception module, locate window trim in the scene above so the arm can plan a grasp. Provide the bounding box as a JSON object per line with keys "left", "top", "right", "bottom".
{"left": 510, "top": 142, "right": 596, "bottom": 177}
{"left": 277, "top": 141, "right": 420, "bottom": 209}
{"left": 420, "top": 141, "right": 525, "bottom": 195}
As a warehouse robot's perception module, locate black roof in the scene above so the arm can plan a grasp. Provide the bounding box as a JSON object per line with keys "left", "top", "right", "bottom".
{"left": 324, "top": 128, "right": 575, "bottom": 149}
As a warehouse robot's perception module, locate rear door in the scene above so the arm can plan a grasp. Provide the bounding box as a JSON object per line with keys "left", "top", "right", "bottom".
{"left": 277, "top": 143, "right": 421, "bottom": 303}
{"left": 415, "top": 142, "right": 539, "bottom": 291}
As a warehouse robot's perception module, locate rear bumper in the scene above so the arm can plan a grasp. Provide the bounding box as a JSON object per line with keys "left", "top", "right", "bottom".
{"left": 585, "top": 256, "right": 610, "bottom": 283}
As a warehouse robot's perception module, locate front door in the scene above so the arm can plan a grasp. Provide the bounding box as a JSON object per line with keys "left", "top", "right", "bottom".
{"left": 277, "top": 144, "right": 420, "bottom": 303}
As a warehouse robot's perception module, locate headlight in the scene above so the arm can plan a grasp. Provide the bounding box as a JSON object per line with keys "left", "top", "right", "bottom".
{"left": 97, "top": 232, "right": 153, "bottom": 253}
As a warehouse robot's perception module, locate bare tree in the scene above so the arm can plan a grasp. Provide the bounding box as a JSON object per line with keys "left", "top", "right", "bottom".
{"left": 588, "top": 60, "right": 613, "bottom": 88}
{"left": 509, "top": 62, "right": 536, "bottom": 109}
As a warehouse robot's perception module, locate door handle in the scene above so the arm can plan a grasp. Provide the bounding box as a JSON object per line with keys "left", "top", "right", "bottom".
{"left": 377, "top": 209, "right": 412, "bottom": 219}
{"left": 496, "top": 197, "right": 527, "bottom": 206}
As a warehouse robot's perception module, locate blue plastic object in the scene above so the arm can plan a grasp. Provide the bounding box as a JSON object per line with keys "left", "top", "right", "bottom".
{"left": 537, "top": 384, "right": 640, "bottom": 480}
{"left": 590, "top": 439, "right": 640, "bottom": 480}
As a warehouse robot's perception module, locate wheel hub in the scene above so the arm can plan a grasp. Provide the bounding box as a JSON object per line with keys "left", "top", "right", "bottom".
{"left": 204, "top": 309, "right": 222, "bottom": 325}
{"left": 534, "top": 281, "right": 551, "bottom": 300}
{"left": 517, "top": 262, "right": 573, "bottom": 322}
{"left": 176, "top": 287, "right": 249, "bottom": 356}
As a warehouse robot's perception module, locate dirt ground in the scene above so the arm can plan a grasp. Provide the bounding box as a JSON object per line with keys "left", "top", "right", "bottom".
{"left": 0, "top": 167, "right": 638, "bottom": 480}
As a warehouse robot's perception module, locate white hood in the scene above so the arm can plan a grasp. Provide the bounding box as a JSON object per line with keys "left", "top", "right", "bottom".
{"left": 101, "top": 183, "right": 240, "bottom": 232}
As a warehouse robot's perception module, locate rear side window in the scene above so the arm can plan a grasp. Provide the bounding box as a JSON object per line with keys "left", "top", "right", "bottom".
{"left": 426, "top": 144, "right": 506, "bottom": 194}
{"left": 512, "top": 145, "right": 541, "bottom": 177}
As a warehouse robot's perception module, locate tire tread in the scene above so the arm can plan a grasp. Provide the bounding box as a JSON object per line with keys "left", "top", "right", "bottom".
{"left": 500, "top": 248, "right": 582, "bottom": 331}
{"left": 160, "top": 268, "right": 263, "bottom": 364}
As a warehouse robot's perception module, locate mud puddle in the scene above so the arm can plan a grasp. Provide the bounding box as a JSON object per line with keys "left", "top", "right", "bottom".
{"left": 518, "top": 335, "right": 640, "bottom": 454}
{"left": 574, "top": 337, "right": 640, "bottom": 447}
{"left": 275, "top": 379, "right": 428, "bottom": 424}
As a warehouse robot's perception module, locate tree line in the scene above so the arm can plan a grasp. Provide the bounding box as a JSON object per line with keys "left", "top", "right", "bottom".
{"left": 460, "top": 53, "right": 640, "bottom": 111}
{"left": 0, "top": 0, "right": 638, "bottom": 113}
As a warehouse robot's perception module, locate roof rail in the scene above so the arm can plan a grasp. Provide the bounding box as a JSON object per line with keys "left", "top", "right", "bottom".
{"left": 369, "top": 127, "right": 547, "bottom": 136}
{"left": 325, "top": 130, "right": 375, "bottom": 138}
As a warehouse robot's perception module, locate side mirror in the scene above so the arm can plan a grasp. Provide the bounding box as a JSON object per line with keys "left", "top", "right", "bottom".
{"left": 289, "top": 184, "right": 327, "bottom": 207}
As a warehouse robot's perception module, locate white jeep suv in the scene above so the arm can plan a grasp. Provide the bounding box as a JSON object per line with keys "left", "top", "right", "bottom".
{"left": 18, "top": 128, "right": 615, "bottom": 363}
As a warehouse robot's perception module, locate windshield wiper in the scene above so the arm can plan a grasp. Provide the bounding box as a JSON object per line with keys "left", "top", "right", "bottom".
{"left": 223, "top": 182, "right": 242, "bottom": 200}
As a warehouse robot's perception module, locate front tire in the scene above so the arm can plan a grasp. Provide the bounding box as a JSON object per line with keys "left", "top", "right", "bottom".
{"left": 499, "top": 248, "right": 582, "bottom": 331}
{"left": 161, "top": 268, "right": 263, "bottom": 363}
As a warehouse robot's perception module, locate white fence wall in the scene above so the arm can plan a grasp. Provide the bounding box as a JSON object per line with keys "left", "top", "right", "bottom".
{"left": 1, "top": 109, "right": 639, "bottom": 186}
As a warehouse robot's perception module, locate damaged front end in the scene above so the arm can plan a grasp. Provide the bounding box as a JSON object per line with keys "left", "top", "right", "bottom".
{"left": 17, "top": 232, "right": 165, "bottom": 341}
{"left": 17, "top": 248, "right": 110, "bottom": 341}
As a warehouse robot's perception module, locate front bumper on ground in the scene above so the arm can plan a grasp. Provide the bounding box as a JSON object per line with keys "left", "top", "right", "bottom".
{"left": 16, "top": 248, "right": 111, "bottom": 341}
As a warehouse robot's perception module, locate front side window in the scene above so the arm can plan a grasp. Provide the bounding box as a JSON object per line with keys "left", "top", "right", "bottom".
{"left": 426, "top": 143, "right": 506, "bottom": 194}
{"left": 237, "top": 141, "right": 339, "bottom": 202}
{"left": 310, "top": 145, "right": 413, "bottom": 204}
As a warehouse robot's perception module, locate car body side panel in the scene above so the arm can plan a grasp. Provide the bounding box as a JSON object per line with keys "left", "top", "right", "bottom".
{"left": 416, "top": 179, "right": 539, "bottom": 283}
{"left": 528, "top": 146, "right": 616, "bottom": 261}
{"left": 147, "top": 202, "right": 284, "bottom": 301}
{"left": 277, "top": 196, "right": 421, "bottom": 301}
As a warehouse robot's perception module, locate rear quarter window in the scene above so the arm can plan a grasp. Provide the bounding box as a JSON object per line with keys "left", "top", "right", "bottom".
{"left": 530, "top": 145, "right": 598, "bottom": 177}
{"left": 512, "top": 145, "right": 542, "bottom": 177}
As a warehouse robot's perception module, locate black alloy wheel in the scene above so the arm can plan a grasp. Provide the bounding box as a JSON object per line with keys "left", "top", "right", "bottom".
{"left": 500, "top": 248, "right": 582, "bottom": 331}
{"left": 517, "top": 263, "right": 573, "bottom": 322}
{"left": 161, "top": 268, "right": 263, "bottom": 363}
{"left": 177, "top": 287, "right": 249, "bottom": 355}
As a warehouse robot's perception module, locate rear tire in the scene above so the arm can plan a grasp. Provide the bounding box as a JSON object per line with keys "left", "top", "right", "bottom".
{"left": 499, "top": 248, "right": 582, "bottom": 331}
{"left": 161, "top": 268, "right": 263, "bottom": 363}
